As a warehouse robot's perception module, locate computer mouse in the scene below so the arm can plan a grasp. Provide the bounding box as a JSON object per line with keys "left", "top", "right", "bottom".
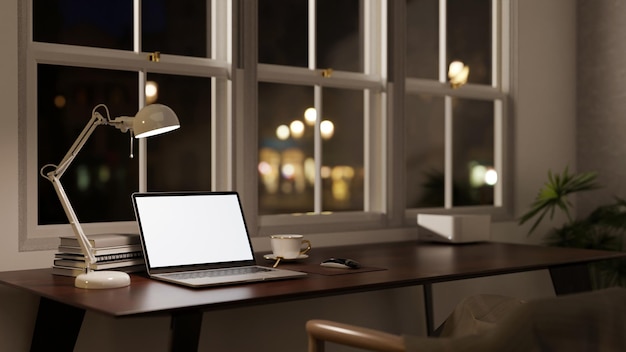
{"left": 320, "top": 258, "right": 361, "bottom": 269}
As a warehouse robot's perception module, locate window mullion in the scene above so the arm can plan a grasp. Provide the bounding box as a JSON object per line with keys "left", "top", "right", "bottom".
{"left": 438, "top": 0, "right": 447, "bottom": 83}
{"left": 441, "top": 0, "right": 452, "bottom": 208}
{"left": 258, "top": 64, "right": 383, "bottom": 90}
{"left": 311, "top": 0, "right": 322, "bottom": 213}
{"left": 135, "top": 0, "right": 148, "bottom": 192}
{"left": 138, "top": 70, "right": 148, "bottom": 191}
{"left": 31, "top": 42, "right": 229, "bottom": 79}
{"left": 363, "top": 0, "right": 386, "bottom": 214}
{"left": 212, "top": 0, "right": 233, "bottom": 190}
{"left": 134, "top": 0, "right": 141, "bottom": 53}
{"left": 444, "top": 96, "right": 453, "bottom": 208}
{"left": 406, "top": 78, "right": 505, "bottom": 100}
{"left": 314, "top": 85, "right": 322, "bottom": 214}
{"left": 494, "top": 99, "right": 503, "bottom": 207}
{"left": 492, "top": 0, "right": 500, "bottom": 88}
{"left": 309, "top": 0, "right": 316, "bottom": 70}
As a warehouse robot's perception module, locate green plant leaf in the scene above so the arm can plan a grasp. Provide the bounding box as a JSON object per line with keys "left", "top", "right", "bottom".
{"left": 519, "top": 167, "right": 599, "bottom": 235}
{"left": 521, "top": 168, "right": 626, "bottom": 288}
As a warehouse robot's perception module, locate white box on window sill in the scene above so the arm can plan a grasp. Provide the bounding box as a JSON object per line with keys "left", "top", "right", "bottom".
{"left": 417, "top": 214, "right": 491, "bottom": 243}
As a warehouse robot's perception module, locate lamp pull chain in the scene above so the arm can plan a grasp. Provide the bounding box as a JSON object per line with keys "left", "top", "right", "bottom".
{"left": 129, "top": 131, "right": 135, "bottom": 158}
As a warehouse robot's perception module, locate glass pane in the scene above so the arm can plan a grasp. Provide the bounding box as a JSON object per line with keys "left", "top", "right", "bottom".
{"left": 37, "top": 65, "right": 139, "bottom": 225}
{"left": 142, "top": 0, "right": 209, "bottom": 58}
{"left": 452, "top": 98, "right": 494, "bottom": 206}
{"left": 405, "top": 94, "right": 445, "bottom": 208}
{"left": 321, "top": 88, "right": 364, "bottom": 211}
{"left": 406, "top": 0, "right": 439, "bottom": 79}
{"left": 145, "top": 74, "right": 212, "bottom": 191}
{"left": 258, "top": 0, "right": 308, "bottom": 67}
{"left": 316, "top": 0, "right": 362, "bottom": 72}
{"left": 33, "top": 0, "right": 133, "bottom": 50}
{"left": 447, "top": 0, "right": 492, "bottom": 85}
{"left": 258, "top": 83, "right": 314, "bottom": 215}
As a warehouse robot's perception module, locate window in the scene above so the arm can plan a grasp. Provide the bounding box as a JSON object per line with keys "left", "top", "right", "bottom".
{"left": 36, "top": 65, "right": 140, "bottom": 225}
{"left": 21, "top": 0, "right": 229, "bottom": 248}
{"left": 404, "top": 0, "right": 509, "bottom": 218}
{"left": 256, "top": 0, "right": 387, "bottom": 234}
{"left": 258, "top": 84, "right": 366, "bottom": 215}
{"left": 20, "top": 0, "right": 511, "bottom": 250}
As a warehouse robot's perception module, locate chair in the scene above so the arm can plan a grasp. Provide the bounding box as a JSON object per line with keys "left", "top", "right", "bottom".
{"left": 306, "top": 287, "right": 626, "bottom": 352}
{"left": 306, "top": 319, "right": 405, "bottom": 352}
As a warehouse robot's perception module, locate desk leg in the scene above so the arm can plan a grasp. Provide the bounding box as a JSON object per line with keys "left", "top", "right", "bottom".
{"left": 170, "top": 310, "right": 203, "bottom": 352}
{"left": 550, "top": 264, "right": 592, "bottom": 295}
{"left": 30, "top": 297, "right": 85, "bottom": 352}
{"left": 423, "top": 284, "right": 435, "bottom": 336}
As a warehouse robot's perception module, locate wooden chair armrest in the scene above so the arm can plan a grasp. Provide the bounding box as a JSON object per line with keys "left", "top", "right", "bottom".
{"left": 306, "top": 319, "right": 405, "bottom": 352}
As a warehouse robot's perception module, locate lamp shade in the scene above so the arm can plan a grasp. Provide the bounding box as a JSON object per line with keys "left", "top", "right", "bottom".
{"left": 133, "top": 104, "right": 180, "bottom": 138}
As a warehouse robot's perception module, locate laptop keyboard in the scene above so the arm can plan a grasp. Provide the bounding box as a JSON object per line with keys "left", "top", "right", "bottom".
{"left": 163, "top": 266, "right": 273, "bottom": 280}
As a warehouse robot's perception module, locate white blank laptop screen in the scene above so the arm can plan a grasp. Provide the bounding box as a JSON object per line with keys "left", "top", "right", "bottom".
{"left": 134, "top": 193, "right": 254, "bottom": 268}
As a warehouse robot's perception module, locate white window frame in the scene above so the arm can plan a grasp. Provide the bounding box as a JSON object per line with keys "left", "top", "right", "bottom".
{"left": 19, "top": 0, "right": 233, "bottom": 250}
{"left": 253, "top": 0, "right": 390, "bottom": 236}
{"left": 403, "top": 0, "right": 512, "bottom": 223}
{"left": 18, "top": 0, "right": 513, "bottom": 251}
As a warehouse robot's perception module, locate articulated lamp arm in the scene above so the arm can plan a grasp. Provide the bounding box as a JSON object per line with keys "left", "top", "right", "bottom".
{"left": 40, "top": 105, "right": 134, "bottom": 267}
{"left": 39, "top": 104, "right": 179, "bottom": 284}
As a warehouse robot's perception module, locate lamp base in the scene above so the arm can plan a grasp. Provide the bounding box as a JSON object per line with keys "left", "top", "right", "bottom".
{"left": 75, "top": 270, "right": 131, "bottom": 289}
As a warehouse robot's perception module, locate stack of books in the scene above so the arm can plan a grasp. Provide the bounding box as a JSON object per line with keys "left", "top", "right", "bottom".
{"left": 52, "top": 233, "right": 146, "bottom": 277}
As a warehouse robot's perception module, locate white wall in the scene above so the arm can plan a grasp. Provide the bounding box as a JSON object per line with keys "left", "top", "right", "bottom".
{"left": 577, "top": 0, "right": 626, "bottom": 217}
{"left": 0, "top": 1, "right": 575, "bottom": 351}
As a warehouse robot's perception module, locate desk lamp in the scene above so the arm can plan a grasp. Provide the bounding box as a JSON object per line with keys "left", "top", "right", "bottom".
{"left": 40, "top": 104, "right": 180, "bottom": 289}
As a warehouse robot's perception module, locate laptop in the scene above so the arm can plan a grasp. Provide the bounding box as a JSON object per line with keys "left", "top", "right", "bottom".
{"left": 131, "top": 191, "right": 306, "bottom": 288}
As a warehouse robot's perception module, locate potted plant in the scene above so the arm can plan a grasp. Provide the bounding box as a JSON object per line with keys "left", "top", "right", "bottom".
{"left": 519, "top": 166, "right": 626, "bottom": 288}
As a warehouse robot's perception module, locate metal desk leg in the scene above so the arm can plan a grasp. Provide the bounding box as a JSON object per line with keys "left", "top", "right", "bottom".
{"left": 31, "top": 297, "right": 85, "bottom": 352}
{"left": 550, "top": 264, "right": 592, "bottom": 295}
{"left": 423, "top": 283, "right": 435, "bottom": 336}
{"left": 170, "top": 310, "right": 203, "bottom": 352}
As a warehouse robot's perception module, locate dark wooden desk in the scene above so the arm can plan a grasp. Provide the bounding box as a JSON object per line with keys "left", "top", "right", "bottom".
{"left": 1, "top": 241, "right": 624, "bottom": 351}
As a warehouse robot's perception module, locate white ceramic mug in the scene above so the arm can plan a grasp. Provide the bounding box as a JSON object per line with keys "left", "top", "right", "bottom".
{"left": 270, "top": 234, "right": 312, "bottom": 259}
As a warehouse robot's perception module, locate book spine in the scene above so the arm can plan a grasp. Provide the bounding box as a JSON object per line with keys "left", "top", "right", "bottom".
{"left": 57, "top": 244, "right": 143, "bottom": 255}
{"left": 59, "top": 233, "right": 140, "bottom": 248}
{"left": 54, "top": 251, "right": 143, "bottom": 262}
{"left": 54, "top": 258, "right": 144, "bottom": 269}
{"left": 95, "top": 252, "right": 143, "bottom": 261}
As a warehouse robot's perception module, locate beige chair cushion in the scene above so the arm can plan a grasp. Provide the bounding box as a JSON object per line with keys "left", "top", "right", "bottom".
{"left": 405, "top": 288, "right": 626, "bottom": 352}
{"left": 436, "top": 293, "right": 526, "bottom": 338}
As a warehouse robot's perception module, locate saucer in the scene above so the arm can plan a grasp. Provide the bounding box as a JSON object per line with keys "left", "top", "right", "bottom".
{"left": 263, "top": 254, "right": 309, "bottom": 261}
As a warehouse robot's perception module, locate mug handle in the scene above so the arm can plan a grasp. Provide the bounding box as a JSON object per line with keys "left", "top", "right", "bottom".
{"left": 300, "top": 239, "right": 312, "bottom": 255}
